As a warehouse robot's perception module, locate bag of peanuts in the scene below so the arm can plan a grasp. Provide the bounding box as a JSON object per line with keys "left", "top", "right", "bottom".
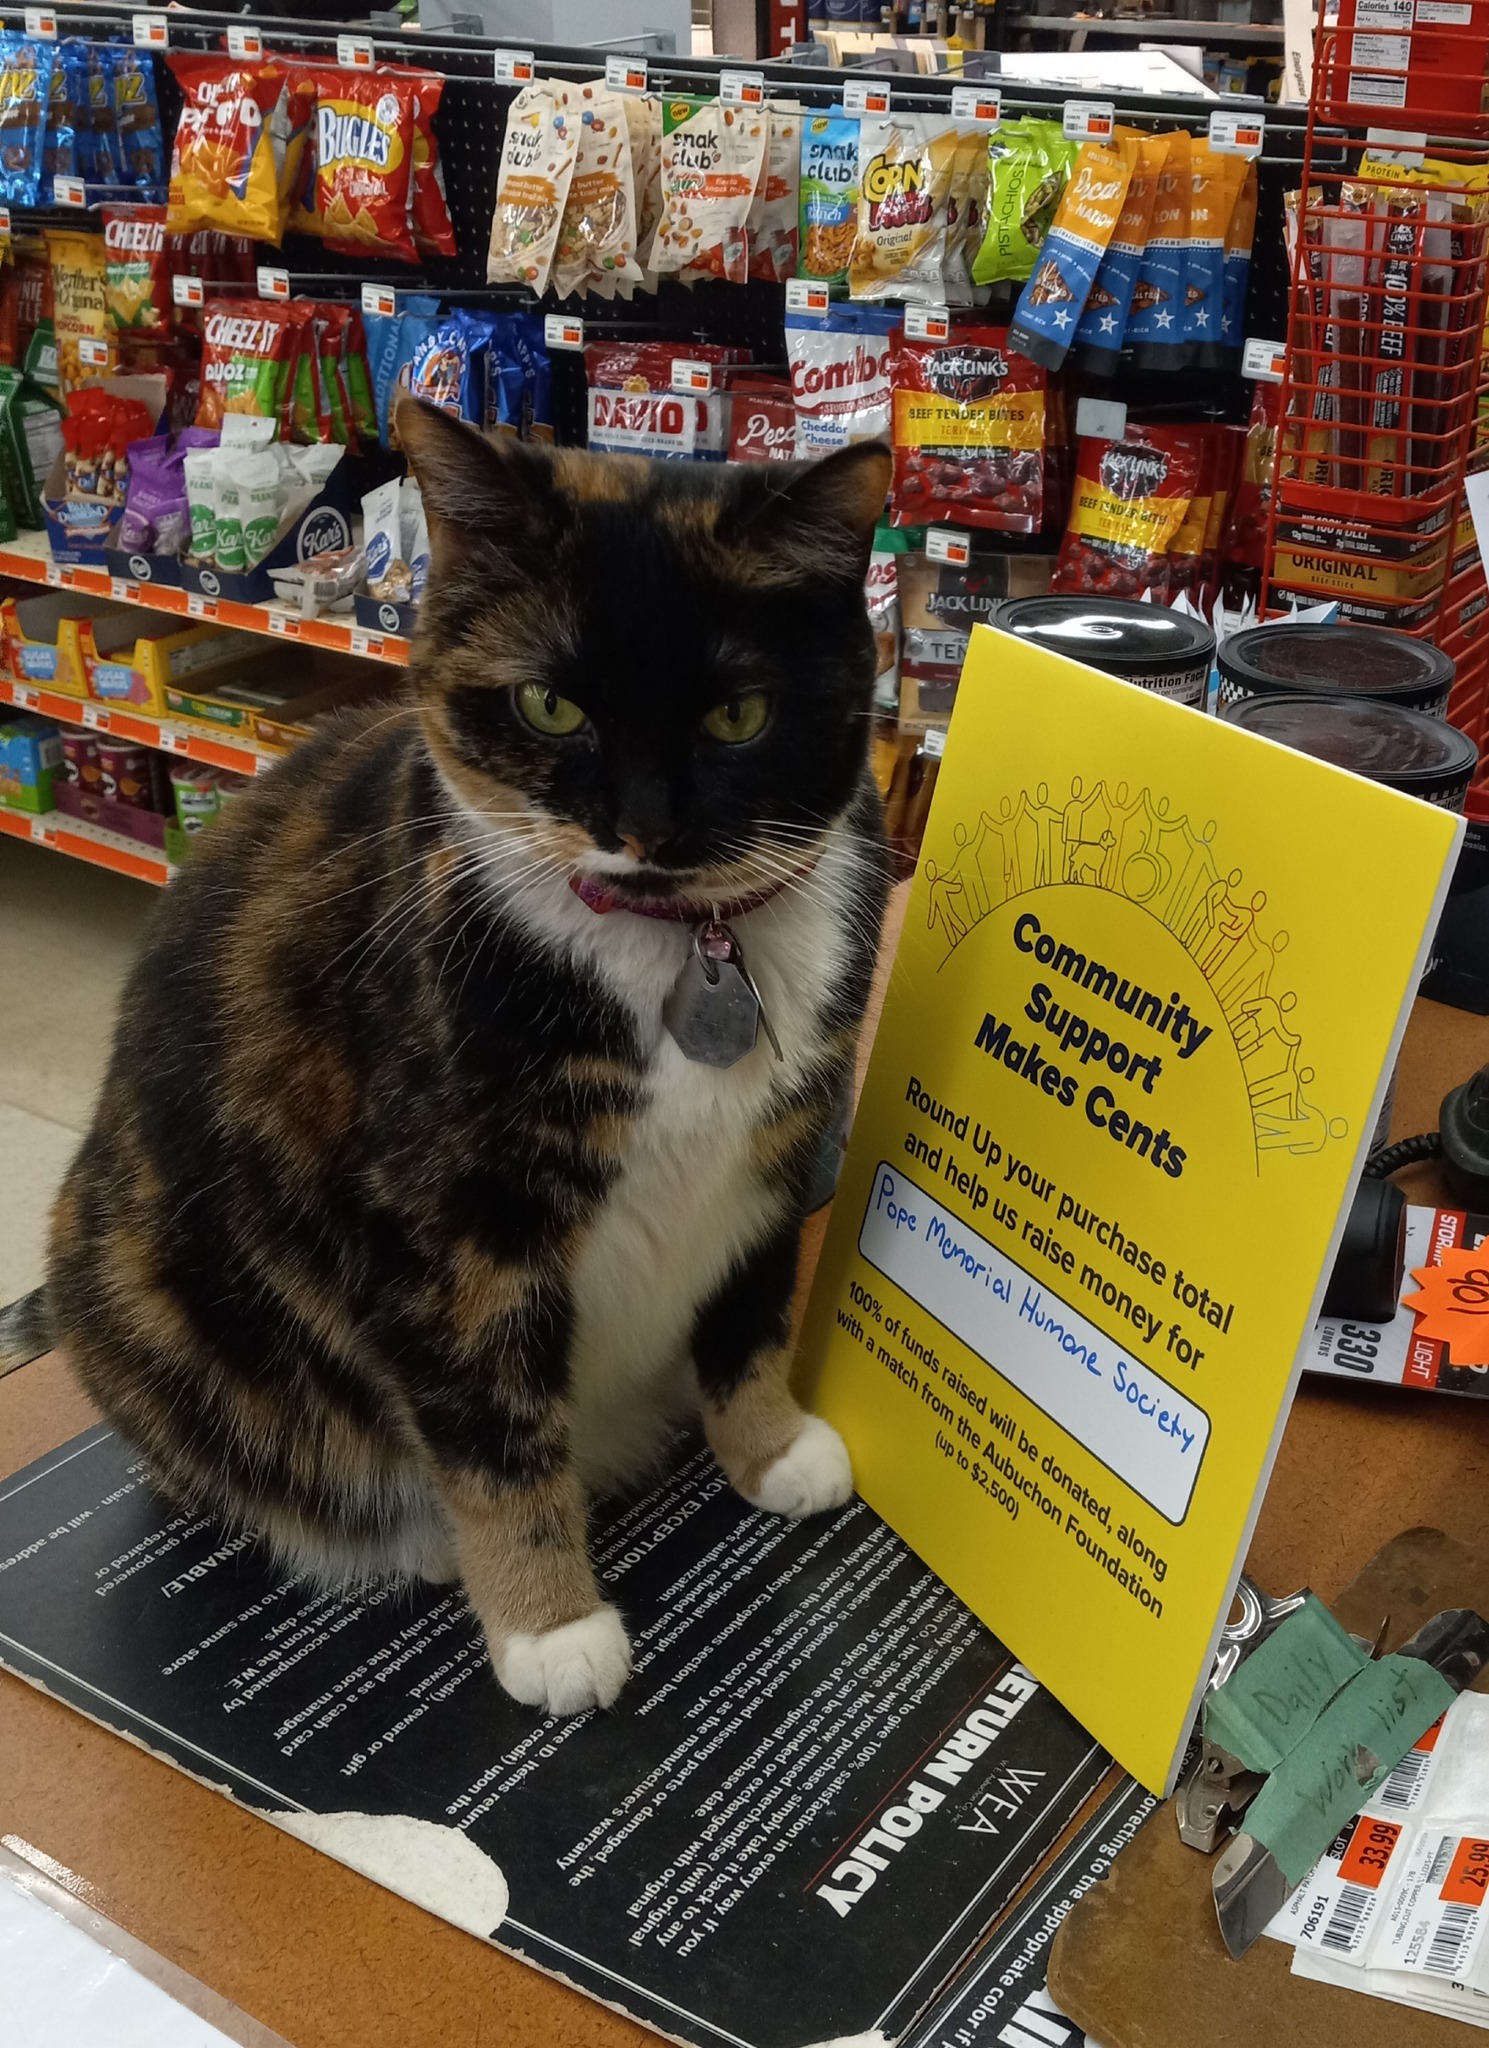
{"left": 650, "top": 95, "right": 767, "bottom": 285}
{"left": 890, "top": 325, "right": 1046, "bottom": 534}
{"left": 1050, "top": 425, "right": 1204, "bottom": 602}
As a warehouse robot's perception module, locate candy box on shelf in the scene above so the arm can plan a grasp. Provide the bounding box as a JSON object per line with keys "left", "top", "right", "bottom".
{"left": 1, "top": 593, "right": 138, "bottom": 698}
{"left": 43, "top": 375, "right": 168, "bottom": 566}
{"left": 0, "top": 711, "right": 61, "bottom": 814}
{"left": 52, "top": 777, "right": 189, "bottom": 862}
{"left": 164, "top": 650, "right": 388, "bottom": 749}
{"left": 81, "top": 617, "right": 265, "bottom": 718}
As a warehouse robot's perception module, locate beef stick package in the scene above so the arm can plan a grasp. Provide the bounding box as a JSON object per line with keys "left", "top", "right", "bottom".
{"left": 1073, "top": 133, "right": 1168, "bottom": 377}
{"left": 1008, "top": 133, "right": 1136, "bottom": 371}
{"left": 890, "top": 324, "right": 1046, "bottom": 532}
{"left": 1051, "top": 425, "right": 1204, "bottom": 601}
{"left": 1183, "top": 148, "right": 1247, "bottom": 367}
{"left": 1127, "top": 129, "right": 1191, "bottom": 371}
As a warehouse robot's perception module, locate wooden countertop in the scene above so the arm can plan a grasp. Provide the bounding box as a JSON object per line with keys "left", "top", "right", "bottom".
{"left": 3, "top": 891, "right": 1487, "bottom": 2048}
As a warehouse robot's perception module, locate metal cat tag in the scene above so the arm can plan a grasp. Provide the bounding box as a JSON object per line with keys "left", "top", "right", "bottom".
{"left": 664, "top": 921, "right": 780, "bottom": 1069}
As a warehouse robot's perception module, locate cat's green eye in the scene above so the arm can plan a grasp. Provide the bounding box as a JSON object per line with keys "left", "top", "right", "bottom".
{"left": 701, "top": 692, "right": 770, "bottom": 745}
{"left": 515, "top": 682, "right": 587, "bottom": 737}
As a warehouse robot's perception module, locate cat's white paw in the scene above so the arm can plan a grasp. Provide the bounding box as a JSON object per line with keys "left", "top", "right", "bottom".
{"left": 495, "top": 1605, "right": 632, "bottom": 1715}
{"left": 751, "top": 1415, "right": 853, "bottom": 1519}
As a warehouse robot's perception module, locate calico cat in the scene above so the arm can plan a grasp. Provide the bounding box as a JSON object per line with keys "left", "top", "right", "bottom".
{"left": 47, "top": 401, "right": 893, "bottom": 1716}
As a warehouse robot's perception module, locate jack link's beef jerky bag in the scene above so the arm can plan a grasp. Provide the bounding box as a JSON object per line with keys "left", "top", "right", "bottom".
{"left": 891, "top": 325, "right": 1046, "bottom": 533}
{"left": 1051, "top": 425, "right": 1203, "bottom": 601}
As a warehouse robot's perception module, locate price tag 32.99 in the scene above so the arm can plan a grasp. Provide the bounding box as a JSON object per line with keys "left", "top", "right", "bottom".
{"left": 1063, "top": 100, "right": 1115, "bottom": 141}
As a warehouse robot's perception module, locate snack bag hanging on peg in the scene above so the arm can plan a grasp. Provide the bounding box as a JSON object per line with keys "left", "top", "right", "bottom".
{"left": 167, "top": 55, "right": 288, "bottom": 243}
{"left": 551, "top": 80, "right": 641, "bottom": 300}
{"left": 487, "top": 81, "right": 578, "bottom": 294}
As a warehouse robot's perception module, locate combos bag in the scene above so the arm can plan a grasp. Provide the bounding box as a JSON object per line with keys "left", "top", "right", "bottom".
{"left": 1051, "top": 426, "right": 1204, "bottom": 601}
{"left": 799, "top": 111, "right": 859, "bottom": 286}
{"left": 486, "top": 83, "right": 578, "bottom": 294}
{"left": 891, "top": 325, "right": 1046, "bottom": 533}
{"left": 650, "top": 95, "right": 767, "bottom": 285}
{"left": 849, "top": 112, "right": 962, "bottom": 307}
{"left": 787, "top": 302, "right": 898, "bottom": 454}
{"left": 167, "top": 55, "right": 286, "bottom": 243}
{"left": 1009, "top": 135, "right": 1137, "bottom": 372}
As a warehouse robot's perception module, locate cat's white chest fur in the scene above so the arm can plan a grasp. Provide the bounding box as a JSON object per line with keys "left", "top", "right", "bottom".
{"left": 500, "top": 835, "right": 855, "bottom": 1495}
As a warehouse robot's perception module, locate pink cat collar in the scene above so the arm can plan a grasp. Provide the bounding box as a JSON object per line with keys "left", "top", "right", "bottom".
{"left": 568, "top": 862, "right": 817, "bottom": 922}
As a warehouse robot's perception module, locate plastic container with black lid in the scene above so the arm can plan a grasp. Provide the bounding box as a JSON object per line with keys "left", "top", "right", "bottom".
{"left": 1218, "top": 622, "right": 1454, "bottom": 718}
{"left": 1222, "top": 693, "right": 1478, "bottom": 810}
{"left": 996, "top": 596, "right": 1215, "bottom": 709}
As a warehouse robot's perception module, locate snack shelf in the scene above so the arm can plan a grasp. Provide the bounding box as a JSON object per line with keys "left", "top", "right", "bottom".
{"left": 0, "top": 675, "right": 284, "bottom": 776}
{"left": 0, "top": 531, "right": 410, "bottom": 669}
{"left": 0, "top": 799, "right": 173, "bottom": 885}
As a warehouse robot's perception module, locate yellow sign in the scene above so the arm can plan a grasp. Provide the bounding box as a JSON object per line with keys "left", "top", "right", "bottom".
{"left": 798, "top": 629, "right": 1462, "bottom": 1792}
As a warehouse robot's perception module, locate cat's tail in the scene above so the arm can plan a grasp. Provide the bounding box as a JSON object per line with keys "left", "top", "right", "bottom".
{"left": 0, "top": 1287, "right": 53, "bottom": 1377}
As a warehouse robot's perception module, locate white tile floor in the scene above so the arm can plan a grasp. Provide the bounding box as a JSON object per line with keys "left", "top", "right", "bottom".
{"left": 0, "top": 836, "right": 155, "bottom": 1305}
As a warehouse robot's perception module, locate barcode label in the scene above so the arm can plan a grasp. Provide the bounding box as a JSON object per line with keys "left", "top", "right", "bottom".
{"left": 1376, "top": 1743, "right": 1434, "bottom": 1812}
{"left": 1424, "top": 1901, "right": 1478, "bottom": 1976}
{"left": 256, "top": 266, "right": 290, "bottom": 300}
{"left": 1429, "top": 1837, "right": 1457, "bottom": 1886}
{"left": 53, "top": 175, "right": 87, "bottom": 208}
{"left": 132, "top": 12, "right": 168, "bottom": 46}
{"left": 25, "top": 8, "right": 57, "bottom": 40}
{"left": 605, "top": 55, "right": 648, "bottom": 93}
{"left": 1320, "top": 1881, "right": 1374, "bottom": 1952}
{"left": 842, "top": 79, "right": 891, "bottom": 116}
{"left": 172, "top": 273, "right": 203, "bottom": 308}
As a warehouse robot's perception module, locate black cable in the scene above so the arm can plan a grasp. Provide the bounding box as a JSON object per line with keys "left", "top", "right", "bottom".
{"left": 1363, "top": 1131, "right": 1443, "bottom": 1179}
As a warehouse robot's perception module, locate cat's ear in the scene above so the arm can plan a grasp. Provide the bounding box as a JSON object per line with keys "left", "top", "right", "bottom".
{"left": 732, "top": 442, "right": 893, "bottom": 584}
{"left": 393, "top": 398, "right": 560, "bottom": 568}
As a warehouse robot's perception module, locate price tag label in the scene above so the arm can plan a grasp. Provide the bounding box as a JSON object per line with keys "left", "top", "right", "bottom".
{"left": 785, "top": 278, "right": 831, "bottom": 315}
{"left": 719, "top": 70, "right": 766, "bottom": 105}
{"left": 361, "top": 282, "right": 398, "bottom": 319}
{"left": 671, "top": 359, "right": 714, "bottom": 394}
{"left": 109, "top": 577, "right": 141, "bottom": 603}
{"left": 44, "top": 562, "right": 69, "bottom": 587}
{"left": 349, "top": 629, "right": 385, "bottom": 659}
{"left": 605, "top": 55, "right": 648, "bottom": 93}
{"left": 226, "top": 26, "right": 263, "bottom": 58}
{"left": 921, "top": 726, "right": 948, "bottom": 759}
{"left": 53, "top": 174, "right": 87, "bottom": 208}
{"left": 1366, "top": 126, "right": 1428, "bottom": 165}
{"left": 0, "top": 207, "right": 10, "bottom": 242}
{"left": 1208, "top": 108, "right": 1265, "bottom": 155}
{"left": 904, "top": 306, "right": 951, "bottom": 342}
{"left": 1242, "top": 336, "right": 1287, "bottom": 381}
{"left": 337, "top": 35, "right": 375, "bottom": 68}
{"left": 155, "top": 724, "right": 190, "bottom": 753}
{"left": 842, "top": 78, "right": 891, "bottom": 116}
{"left": 30, "top": 816, "right": 55, "bottom": 844}
{"left": 80, "top": 702, "right": 107, "bottom": 731}
{"left": 256, "top": 266, "right": 290, "bottom": 301}
{"left": 268, "top": 613, "right": 300, "bottom": 637}
{"left": 132, "top": 12, "right": 168, "bottom": 47}
{"left": 544, "top": 313, "right": 585, "bottom": 351}
{"left": 25, "top": 9, "right": 57, "bottom": 41}
{"left": 12, "top": 683, "right": 39, "bottom": 709}
{"left": 172, "top": 272, "right": 204, "bottom": 308}
{"left": 926, "top": 527, "right": 972, "bottom": 567}
{"left": 492, "top": 49, "right": 535, "bottom": 83}
{"left": 187, "top": 593, "right": 218, "bottom": 620}
{"left": 78, "top": 336, "right": 110, "bottom": 368}
{"left": 1075, "top": 395, "right": 1127, "bottom": 440}
{"left": 1062, "top": 100, "right": 1115, "bottom": 141}
{"left": 950, "top": 85, "right": 1002, "bottom": 124}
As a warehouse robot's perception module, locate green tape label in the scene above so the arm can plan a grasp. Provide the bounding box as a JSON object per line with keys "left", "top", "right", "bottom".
{"left": 1202, "top": 1595, "right": 1368, "bottom": 1774}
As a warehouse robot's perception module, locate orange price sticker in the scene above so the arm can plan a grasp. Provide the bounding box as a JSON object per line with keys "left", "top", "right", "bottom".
{"left": 1340, "top": 1816, "right": 1402, "bottom": 1890}
{"left": 1443, "top": 1837, "right": 1489, "bottom": 1909}
{"left": 1403, "top": 1246, "right": 1489, "bottom": 1363}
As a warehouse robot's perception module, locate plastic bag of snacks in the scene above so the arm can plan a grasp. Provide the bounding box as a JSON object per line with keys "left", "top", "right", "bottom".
{"left": 408, "top": 73, "right": 457, "bottom": 261}
{"left": 47, "top": 228, "right": 114, "bottom": 393}
{"left": 1127, "top": 131, "right": 1191, "bottom": 373}
{"left": 1051, "top": 425, "right": 1205, "bottom": 600}
{"left": 118, "top": 425, "right": 215, "bottom": 555}
{"left": 585, "top": 340, "right": 744, "bottom": 460}
{"left": 1180, "top": 147, "right": 1247, "bottom": 361}
{"left": 310, "top": 69, "right": 419, "bottom": 263}
{"left": 365, "top": 292, "right": 440, "bottom": 441}
{"left": 787, "top": 302, "right": 898, "bottom": 454}
{"left": 195, "top": 299, "right": 305, "bottom": 436}
{"left": 486, "top": 83, "right": 578, "bottom": 294}
{"left": 799, "top": 111, "right": 859, "bottom": 286}
{"left": 1073, "top": 132, "right": 1169, "bottom": 378}
{"left": 43, "top": 40, "right": 85, "bottom": 190}
{"left": 362, "top": 474, "right": 429, "bottom": 604}
{"left": 55, "top": 387, "right": 156, "bottom": 544}
{"left": 849, "top": 113, "right": 963, "bottom": 306}
{"left": 890, "top": 326, "right": 1046, "bottom": 533}
{"left": 650, "top": 96, "right": 767, "bottom": 284}
{"left": 0, "top": 365, "right": 63, "bottom": 527}
{"left": 1009, "top": 135, "right": 1138, "bottom": 372}
{"left": 551, "top": 81, "right": 641, "bottom": 300}
{"left": 167, "top": 55, "right": 287, "bottom": 244}
{"left": 112, "top": 47, "right": 166, "bottom": 196}
{"left": 1216, "top": 161, "right": 1257, "bottom": 368}
{"left": 103, "top": 203, "right": 169, "bottom": 330}
{"left": 973, "top": 120, "right": 1075, "bottom": 287}
{"left": 943, "top": 125, "right": 988, "bottom": 306}
{"left": 746, "top": 103, "right": 802, "bottom": 282}
{"left": 0, "top": 37, "right": 55, "bottom": 209}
